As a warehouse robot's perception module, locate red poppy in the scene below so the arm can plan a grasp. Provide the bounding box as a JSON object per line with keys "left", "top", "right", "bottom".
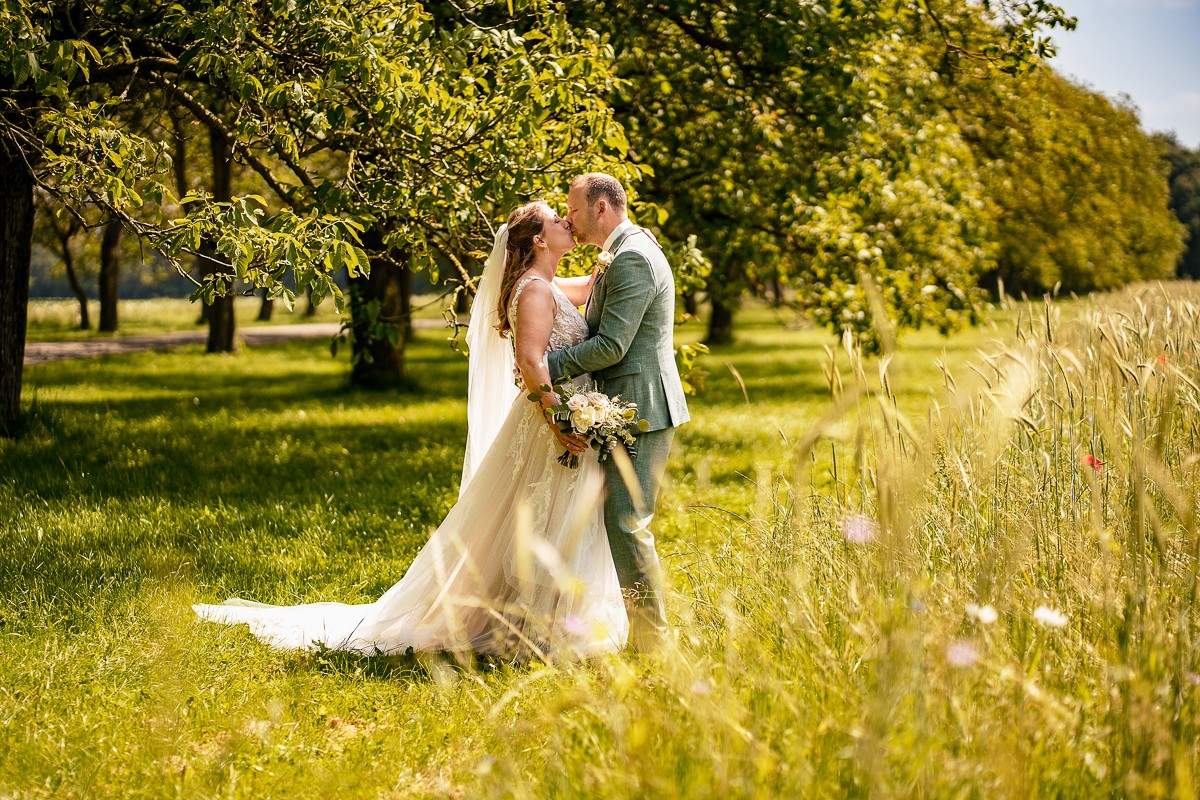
{"left": 1157, "top": 354, "right": 1168, "bottom": 365}
{"left": 1081, "top": 454, "right": 1103, "bottom": 472}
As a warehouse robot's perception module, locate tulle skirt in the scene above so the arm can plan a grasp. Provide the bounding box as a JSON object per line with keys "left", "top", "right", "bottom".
{"left": 194, "top": 396, "right": 629, "bottom": 661}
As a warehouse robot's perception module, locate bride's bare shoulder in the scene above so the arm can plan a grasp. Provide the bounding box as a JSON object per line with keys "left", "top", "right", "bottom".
{"left": 514, "top": 276, "right": 555, "bottom": 312}
{"left": 511, "top": 276, "right": 557, "bottom": 338}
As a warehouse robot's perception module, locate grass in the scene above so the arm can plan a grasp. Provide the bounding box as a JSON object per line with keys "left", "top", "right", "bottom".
{"left": 3, "top": 289, "right": 1199, "bottom": 797}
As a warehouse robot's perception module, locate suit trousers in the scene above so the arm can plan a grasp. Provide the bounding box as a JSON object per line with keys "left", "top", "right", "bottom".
{"left": 601, "top": 425, "right": 674, "bottom": 651}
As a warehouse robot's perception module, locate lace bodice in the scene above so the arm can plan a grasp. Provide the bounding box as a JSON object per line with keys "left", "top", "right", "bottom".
{"left": 509, "top": 274, "right": 590, "bottom": 355}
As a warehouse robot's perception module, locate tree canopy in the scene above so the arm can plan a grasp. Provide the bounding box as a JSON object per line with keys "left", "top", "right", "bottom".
{"left": 1157, "top": 134, "right": 1200, "bottom": 281}
{"left": 566, "top": 0, "right": 1076, "bottom": 345}
{"left": 1, "top": 0, "right": 629, "bottom": 429}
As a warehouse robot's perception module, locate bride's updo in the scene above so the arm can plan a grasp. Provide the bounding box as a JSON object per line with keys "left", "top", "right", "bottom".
{"left": 496, "top": 201, "right": 548, "bottom": 339}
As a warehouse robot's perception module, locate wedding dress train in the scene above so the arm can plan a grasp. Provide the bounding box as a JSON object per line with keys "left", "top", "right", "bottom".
{"left": 194, "top": 276, "right": 629, "bottom": 660}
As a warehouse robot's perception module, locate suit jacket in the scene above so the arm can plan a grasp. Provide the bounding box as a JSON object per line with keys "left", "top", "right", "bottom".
{"left": 547, "top": 227, "right": 690, "bottom": 432}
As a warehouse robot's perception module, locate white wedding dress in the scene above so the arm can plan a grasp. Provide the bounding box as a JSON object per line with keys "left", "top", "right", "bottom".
{"left": 194, "top": 275, "right": 629, "bottom": 660}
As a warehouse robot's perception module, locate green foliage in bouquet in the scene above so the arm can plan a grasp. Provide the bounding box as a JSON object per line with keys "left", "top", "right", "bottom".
{"left": 530, "top": 381, "right": 649, "bottom": 469}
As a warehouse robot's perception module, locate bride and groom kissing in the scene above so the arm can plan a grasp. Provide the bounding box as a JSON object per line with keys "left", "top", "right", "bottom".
{"left": 195, "top": 172, "right": 691, "bottom": 661}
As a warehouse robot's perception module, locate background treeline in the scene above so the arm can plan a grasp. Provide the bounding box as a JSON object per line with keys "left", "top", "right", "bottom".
{"left": 571, "top": 1, "right": 1192, "bottom": 345}
{"left": 1, "top": 0, "right": 1196, "bottom": 434}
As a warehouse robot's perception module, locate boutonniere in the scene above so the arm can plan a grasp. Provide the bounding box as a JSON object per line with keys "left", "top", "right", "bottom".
{"left": 596, "top": 250, "right": 614, "bottom": 278}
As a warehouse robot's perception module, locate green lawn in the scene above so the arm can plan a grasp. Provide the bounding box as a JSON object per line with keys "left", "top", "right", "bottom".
{"left": 3, "top": 291, "right": 1198, "bottom": 798}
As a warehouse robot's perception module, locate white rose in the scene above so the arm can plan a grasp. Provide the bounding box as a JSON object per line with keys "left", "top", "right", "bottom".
{"left": 566, "top": 394, "right": 589, "bottom": 412}
{"left": 570, "top": 406, "right": 597, "bottom": 433}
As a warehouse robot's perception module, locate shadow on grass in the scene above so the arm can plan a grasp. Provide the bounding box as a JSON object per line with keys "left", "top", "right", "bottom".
{"left": 10, "top": 340, "right": 469, "bottom": 506}
{"left": 304, "top": 645, "right": 529, "bottom": 685}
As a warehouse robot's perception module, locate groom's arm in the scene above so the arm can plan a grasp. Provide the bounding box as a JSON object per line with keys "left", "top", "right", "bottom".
{"left": 547, "top": 251, "right": 655, "bottom": 381}
{"left": 552, "top": 272, "right": 597, "bottom": 308}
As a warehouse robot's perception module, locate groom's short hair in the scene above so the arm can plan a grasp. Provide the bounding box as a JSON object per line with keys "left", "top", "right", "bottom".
{"left": 571, "top": 173, "right": 627, "bottom": 215}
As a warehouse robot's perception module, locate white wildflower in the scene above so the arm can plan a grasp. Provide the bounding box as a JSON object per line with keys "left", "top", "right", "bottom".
{"left": 966, "top": 603, "right": 998, "bottom": 625}
{"left": 1033, "top": 605, "right": 1068, "bottom": 629}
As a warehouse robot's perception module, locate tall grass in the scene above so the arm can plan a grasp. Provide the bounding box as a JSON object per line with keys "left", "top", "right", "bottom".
{"left": 477, "top": 283, "right": 1200, "bottom": 798}
{"left": 2, "top": 290, "right": 1198, "bottom": 797}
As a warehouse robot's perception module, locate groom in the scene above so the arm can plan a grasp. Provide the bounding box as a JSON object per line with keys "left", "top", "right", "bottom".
{"left": 549, "top": 172, "right": 690, "bottom": 652}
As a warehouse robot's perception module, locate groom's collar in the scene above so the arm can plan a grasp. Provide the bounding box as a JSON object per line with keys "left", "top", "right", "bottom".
{"left": 601, "top": 219, "right": 636, "bottom": 253}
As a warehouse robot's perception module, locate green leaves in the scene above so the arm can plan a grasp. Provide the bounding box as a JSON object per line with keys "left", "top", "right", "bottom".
{"left": 6, "top": 0, "right": 631, "bottom": 373}
{"left": 951, "top": 69, "right": 1182, "bottom": 294}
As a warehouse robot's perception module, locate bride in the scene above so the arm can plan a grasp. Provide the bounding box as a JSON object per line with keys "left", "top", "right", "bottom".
{"left": 194, "top": 201, "right": 629, "bottom": 660}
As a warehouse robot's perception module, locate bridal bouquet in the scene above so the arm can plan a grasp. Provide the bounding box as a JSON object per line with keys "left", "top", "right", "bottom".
{"left": 534, "top": 382, "right": 650, "bottom": 469}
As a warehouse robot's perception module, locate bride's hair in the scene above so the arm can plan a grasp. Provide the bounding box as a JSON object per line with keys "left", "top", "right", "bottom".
{"left": 496, "top": 201, "right": 548, "bottom": 339}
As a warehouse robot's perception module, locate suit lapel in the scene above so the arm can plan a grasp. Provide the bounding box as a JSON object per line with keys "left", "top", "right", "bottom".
{"left": 584, "top": 228, "right": 639, "bottom": 323}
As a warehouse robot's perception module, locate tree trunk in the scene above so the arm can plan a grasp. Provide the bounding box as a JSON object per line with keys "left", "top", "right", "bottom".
{"left": 169, "top": 107, "right": 189, "bottom": 201}
{"left": 707, "top": 294, "right": 737, "bottom": 345}
{"left": 303, "top": 284, "right": 318, "bottom": 317}
{"left": 683, "top": 291, "right": 698, "bottom": 317}
{"left": 349, "top": 247, "right": 412, "bottom": 388}
{"left": 257, "top": 291, "right": 274, "bottom": 322}
{"left": 0, "top": 148, "right": 34, "bottom": 436}
{"left": 60, "top": 235, "right": 89, "bottom": 330}
{"left": 98, "top": 221, "right": 122, "bottom": 332}
{"left": 204, "top": 125, "right": 236, "bottom": 353}
{"left": 769, "top": 276, "right": 785, "bottom": 307}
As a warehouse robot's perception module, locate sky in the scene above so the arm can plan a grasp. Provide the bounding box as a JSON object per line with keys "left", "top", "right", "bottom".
{"left": 1048, "top": 0, "right": 1200, "bottom": 147}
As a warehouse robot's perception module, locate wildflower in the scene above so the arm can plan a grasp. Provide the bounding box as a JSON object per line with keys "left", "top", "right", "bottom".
{"left": 842, "top": 513, "right": 877, "bottom": 545}
{"left": 1033, "top": 605, "right": 1068, "bottom": 629}
{"left": 966, "top": 603, "right": 998, "bottom": 625}
{"left": 1080, "top": 454, "right": 1103, "bottom": 472}
{"left": 1157, "top": 354, "right": 1168, "bottom": 365}
{"left": 690, "top": 679, "right": 713, "bottom": 695}
{"left": 561, "top": 615, "right": 588, "bottom": 637}
{"left": 1186, "top": 672, "right": 1200, "bottom": 686}
{"left": 946, "top": 639, "right": 979, "bottom": 668}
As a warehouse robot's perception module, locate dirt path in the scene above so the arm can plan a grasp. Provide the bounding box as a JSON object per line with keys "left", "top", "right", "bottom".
{"left": 24, "top": 320, "right": 445, "bottom": 366}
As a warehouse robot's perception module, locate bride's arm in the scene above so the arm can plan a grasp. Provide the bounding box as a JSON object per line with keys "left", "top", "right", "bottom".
{"left": 514, "top": 282, "right": 586, "bottom": 452}
{"left": 553, "top": 271, "right": 597, "bottom": 308}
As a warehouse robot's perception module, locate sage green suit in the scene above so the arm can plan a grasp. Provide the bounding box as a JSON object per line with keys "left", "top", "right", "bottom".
{"left": 547, "top": 226, "right": 689, "bottom": 650}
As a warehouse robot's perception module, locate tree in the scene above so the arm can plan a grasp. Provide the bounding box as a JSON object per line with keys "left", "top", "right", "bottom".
{"left": 0, "top": 144, "right": 34, "bottom": 434}
{"left": 1156, "top": 134, "right": 1200, "bottom": 280}
{"left": 570, "top": 0, "right": 1074, "bottom": 345}
{"left": 1, "top": 0, "right": 626, "bottom": 433}
{"left": 951, "top": 70, "right": 1183, "bottom": 295}
{"left": 97, "top": 219, "right": 121, "bottom": 332}
{"left": 32, "top": 188, "right": 90, "bottom": 329}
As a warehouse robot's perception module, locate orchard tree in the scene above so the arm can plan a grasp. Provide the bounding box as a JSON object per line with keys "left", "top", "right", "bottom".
{"left": 571, "top": 0, "right": 1074, "bottom": 345}
{"left": 951, "top": 70, "right": 1183, "bottom": 295}
{"left": 1156, "top": 134, "right": 1200, "bottom": 280}
{"left": 32, "top": 189, "right": 91, "bottom": 329}
{"left": 0, "top": 0, "right": 627, "bottom": 433}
